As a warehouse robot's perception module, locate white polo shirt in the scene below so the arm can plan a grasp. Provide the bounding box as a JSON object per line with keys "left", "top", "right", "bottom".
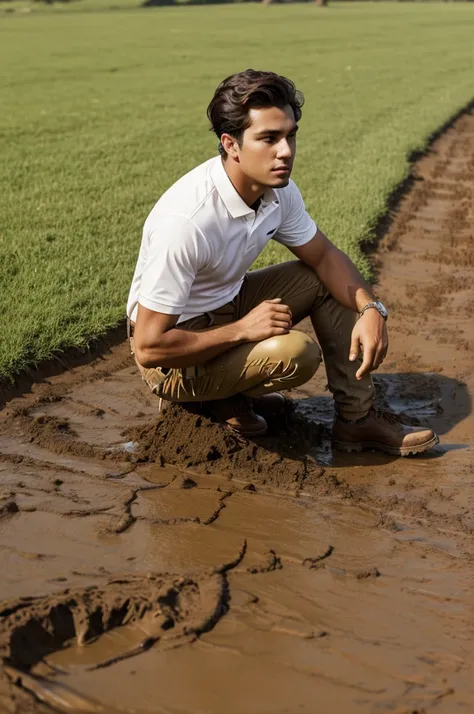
{"left": 127, "top": 156, "right": 317, "bottom": 324}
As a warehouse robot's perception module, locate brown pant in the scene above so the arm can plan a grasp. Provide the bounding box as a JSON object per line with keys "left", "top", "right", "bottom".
{"left": 132, "top": 261, "right": 374, "bottom": 420}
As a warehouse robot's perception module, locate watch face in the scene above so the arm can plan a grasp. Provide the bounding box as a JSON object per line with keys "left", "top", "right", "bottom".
{"left": 376, "top": 301, "right": 388, "bottom": 318}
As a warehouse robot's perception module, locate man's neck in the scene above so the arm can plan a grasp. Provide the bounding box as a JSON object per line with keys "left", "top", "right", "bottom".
{"left": 222, "top": 157, "right": 264, "bottom": 209}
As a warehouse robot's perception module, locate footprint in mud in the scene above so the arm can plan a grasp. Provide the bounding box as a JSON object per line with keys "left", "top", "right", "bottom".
{"left": 0, "top": 543, "right": 246, "bottom": 713}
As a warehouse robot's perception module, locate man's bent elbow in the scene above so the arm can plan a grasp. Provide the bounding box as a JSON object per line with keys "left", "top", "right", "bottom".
{"left": 134, "top": 345, "right": 156, "bottom": 369}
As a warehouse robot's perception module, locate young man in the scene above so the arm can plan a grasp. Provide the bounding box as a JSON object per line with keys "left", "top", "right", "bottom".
{"left": 127, "top": 69, "right": 438, "bottom": 456}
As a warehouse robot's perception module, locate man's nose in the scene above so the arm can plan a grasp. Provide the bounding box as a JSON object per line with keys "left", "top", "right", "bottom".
{"left": 276, "top": 139, "right": 292, "bottom": 159}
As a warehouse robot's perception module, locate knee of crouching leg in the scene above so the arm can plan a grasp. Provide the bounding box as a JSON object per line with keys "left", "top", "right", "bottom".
{"left": 262, "top": 331, "right": 321, "bottom": 379}
{"left": 291, "top": 331, "right": 321, "bottom": 379}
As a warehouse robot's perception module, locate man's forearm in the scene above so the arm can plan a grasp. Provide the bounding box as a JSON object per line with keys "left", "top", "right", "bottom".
{"left": 316, "top": 246, "right": 375, "bottom": 312}
{"left": 136, "top": 322, "right": 245, "bottom": 369}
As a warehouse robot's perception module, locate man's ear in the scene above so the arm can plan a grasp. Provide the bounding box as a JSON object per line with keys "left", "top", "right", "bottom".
{"left": 221, "top": 133, "right": 240, "bottom": 161}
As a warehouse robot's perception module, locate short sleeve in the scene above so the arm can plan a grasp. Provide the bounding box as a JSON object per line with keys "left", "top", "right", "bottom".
{"left": 138, "top": 215, "right": 209, "bottom": 315}
{"left": 273, "top": 181, "right": 317, "bottom": 248}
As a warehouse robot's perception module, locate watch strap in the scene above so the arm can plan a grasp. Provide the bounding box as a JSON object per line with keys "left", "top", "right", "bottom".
{"left": 359, "top": 301, "right": 387, "bottom": 320}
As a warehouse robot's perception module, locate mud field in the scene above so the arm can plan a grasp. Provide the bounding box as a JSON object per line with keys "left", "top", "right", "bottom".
{"left": 1, "top": 111, "right": 473, "bottom": 714}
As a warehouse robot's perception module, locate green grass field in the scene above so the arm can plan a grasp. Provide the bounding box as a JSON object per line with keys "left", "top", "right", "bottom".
{"left": 1, "top": 3, "right": 474, "bottom": 382}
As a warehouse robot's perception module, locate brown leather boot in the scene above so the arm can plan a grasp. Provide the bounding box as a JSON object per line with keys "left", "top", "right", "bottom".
{"left": 204, "top": 394, "right": 268, "bottom": 437}
{"left": 332, "top": 408, "right": 439, "bottom": 456}
{"left": 250, "top": 392, "right": 290, "bottom": 420}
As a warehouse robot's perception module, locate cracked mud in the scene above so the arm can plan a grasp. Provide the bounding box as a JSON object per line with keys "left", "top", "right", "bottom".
{"left": 1, "top": 111, "right": 473, "bottom": 713}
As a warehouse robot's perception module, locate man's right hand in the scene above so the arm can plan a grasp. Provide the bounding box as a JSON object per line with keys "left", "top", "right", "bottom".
{"left": 237, "top": 298, "right": 293, "bottom": 343}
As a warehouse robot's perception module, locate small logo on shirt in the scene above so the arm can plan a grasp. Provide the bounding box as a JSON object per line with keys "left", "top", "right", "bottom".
{"left": 267, "top": 228, "right": 277, "bottom": 235}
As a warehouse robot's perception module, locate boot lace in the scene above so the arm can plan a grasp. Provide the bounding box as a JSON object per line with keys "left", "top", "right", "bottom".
{"left": 228, "top": 394, "right": 254, "bottom": 418}
{"left": 371, "top": 408, "right": 404, "bottom": 431}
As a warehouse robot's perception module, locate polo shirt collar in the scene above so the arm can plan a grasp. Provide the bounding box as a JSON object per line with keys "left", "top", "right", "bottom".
{"left": 211, "top": 157, "right": 277, "bottom": 218}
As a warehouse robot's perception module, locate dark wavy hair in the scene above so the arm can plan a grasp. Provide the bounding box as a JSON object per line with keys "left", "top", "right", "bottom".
{"left": 207, "top": 69, "right": 304, "bottom": 158}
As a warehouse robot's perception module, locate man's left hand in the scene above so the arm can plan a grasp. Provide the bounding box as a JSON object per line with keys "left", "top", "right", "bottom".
{"left": 349, "top": 309, "right": 388, "bottom": 380}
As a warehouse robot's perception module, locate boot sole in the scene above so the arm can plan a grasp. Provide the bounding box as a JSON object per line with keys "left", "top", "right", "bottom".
{"left": 332, "top": 434, "right": 439, "bottom": 457}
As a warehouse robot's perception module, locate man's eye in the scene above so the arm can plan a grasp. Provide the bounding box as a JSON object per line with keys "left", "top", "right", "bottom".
{"left": 262, "top": 137, "right": 274, "bottom": 143}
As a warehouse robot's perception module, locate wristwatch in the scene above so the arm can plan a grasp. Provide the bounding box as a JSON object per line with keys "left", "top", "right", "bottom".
{"left": 359, "top": 300, "right": 388, "bottom": 321}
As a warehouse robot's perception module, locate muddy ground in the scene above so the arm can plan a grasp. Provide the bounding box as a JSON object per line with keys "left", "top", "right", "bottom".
{"left": 0, "top": 111, "right": 473, "bottom": 714}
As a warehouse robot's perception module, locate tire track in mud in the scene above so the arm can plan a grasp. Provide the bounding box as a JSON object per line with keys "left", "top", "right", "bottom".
{"left": 0, "top": 110, "right": 473, "bottom": 713}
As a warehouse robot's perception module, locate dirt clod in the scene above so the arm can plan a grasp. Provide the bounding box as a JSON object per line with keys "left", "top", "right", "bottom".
{"left": 126, "top": 403, "right": 324, "bottom": 490}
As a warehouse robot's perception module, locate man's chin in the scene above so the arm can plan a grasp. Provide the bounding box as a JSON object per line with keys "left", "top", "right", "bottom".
{"left": 269, "top": 176, "right": 291, "bottom": 188}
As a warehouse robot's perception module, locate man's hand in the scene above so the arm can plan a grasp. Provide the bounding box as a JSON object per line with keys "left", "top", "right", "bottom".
{"left": 237, "top": 298, "right": 292, "bottom": 342}
{"left": 349, "top": 309, "right": 388, "bottom": 380}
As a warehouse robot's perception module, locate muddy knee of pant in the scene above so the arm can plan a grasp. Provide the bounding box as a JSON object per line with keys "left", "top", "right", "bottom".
{"left": 261, "top": 331, "right": 321, "bottom": 379}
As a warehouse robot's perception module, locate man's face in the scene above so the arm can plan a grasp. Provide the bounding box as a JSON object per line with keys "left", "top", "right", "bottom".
{"left": 232, "top": 105, "right": 298, "bottom": 188}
